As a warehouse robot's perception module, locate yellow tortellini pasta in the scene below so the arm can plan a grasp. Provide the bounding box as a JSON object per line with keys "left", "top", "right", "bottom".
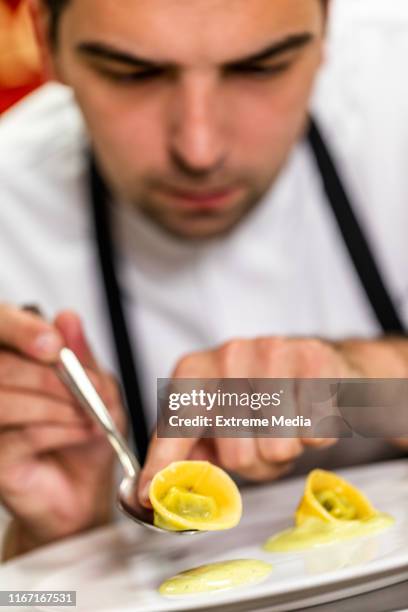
{"left": 149, "top": 461, "right": 242, "bottom": 531}
{"left": 295, "top": 469, "right": 377, "bottom": 525}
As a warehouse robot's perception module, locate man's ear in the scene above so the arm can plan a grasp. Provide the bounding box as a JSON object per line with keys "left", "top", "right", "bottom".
{"left": 28, "top": 0, "right": 63, "bottom": 82}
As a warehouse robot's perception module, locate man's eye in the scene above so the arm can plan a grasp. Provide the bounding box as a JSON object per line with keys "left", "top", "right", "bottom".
{"left": 227, "top": 61, "right": 291, "bottom": 78}
{"left": 100, "top": 67, "right": 165, "bottom": 83}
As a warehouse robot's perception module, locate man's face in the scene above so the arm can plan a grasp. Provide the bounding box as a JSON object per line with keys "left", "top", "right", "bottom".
{"left": 44, "top": 0, "right": 326, "bottom": 239}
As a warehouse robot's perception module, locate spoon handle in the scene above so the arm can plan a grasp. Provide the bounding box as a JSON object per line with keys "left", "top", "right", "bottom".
{"left": 57, "top": 348, "right": 140, "bottom": 479}
{"left": 23, "top": 305, "right": 141, "bottom": 480}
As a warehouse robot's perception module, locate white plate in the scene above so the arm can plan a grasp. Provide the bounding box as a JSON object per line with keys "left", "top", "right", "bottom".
{"left": 5, "top": 460, "right": 408, "bottom": 611}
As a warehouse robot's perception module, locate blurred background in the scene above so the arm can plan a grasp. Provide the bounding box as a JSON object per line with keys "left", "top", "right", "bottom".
{"left": 0, "top": 0, "right": 44, "bottom": 113}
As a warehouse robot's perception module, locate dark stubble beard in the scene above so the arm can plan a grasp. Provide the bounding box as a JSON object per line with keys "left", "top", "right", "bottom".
{"left": 133, "top": 181, "right": 273, "bottom": 241}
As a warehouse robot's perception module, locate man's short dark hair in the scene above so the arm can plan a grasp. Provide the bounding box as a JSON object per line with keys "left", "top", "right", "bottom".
{"left": 45, "top": 0, "right": 328, "bottom": 45}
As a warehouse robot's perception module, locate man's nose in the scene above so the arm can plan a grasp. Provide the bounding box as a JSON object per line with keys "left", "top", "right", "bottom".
{"left": 168, "top": 74, "right": 227, "bottom": 176}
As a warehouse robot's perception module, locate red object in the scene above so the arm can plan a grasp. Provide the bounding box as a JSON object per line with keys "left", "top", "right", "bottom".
{"left": 0, "top": 0, "right": 45, "bottom": 113}
{"left": 0, "top": 76, "right": 44, "bottom": 113}
{"left": 5, "top": 0, "right": 21, "bottom": 11}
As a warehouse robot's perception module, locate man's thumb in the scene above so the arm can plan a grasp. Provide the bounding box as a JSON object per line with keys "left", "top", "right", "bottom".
{"left": 54, "top": 310, "right": 99, "bottom": 370}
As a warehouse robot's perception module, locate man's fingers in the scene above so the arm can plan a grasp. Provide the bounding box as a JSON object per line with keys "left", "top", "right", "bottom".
{"left": 0, "top": 351, "right": 103, "bottom": 403}
{"left": 138, "top": 433, "right": 198, "bottom": 507}
{"left": 0, "top": 390, "right": 89, "bottom": 428}
{"left": 0, "top": 425, "right": 99, "bottom": 474}
{"left": 257, "top": 438, "right": 304, "bottom": 464}
{"left": 214, "top": 437, "right": 258, "bottom": 473}
{"left": 188, "top": 439, "right": 218, "bottom": 463}
{"left": 232, "top": 459, "right": 294, "bottom": 482}
{"left": 214, "top": 438, "right": 297, "bottom": 481}
{"left": 0, "top": 304, "right": 63, "bottom": 362}
{"left": 54, "top": 311, "right": 99, "bottom": 371}
{"left": 0, "top": 352, "right": 73, "bottom": 402}
{"left": 301, "top": 437, "right": 337, "bottom": 449}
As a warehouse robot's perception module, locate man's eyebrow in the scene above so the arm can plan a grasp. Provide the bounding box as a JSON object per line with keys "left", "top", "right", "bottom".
{"left": 76, "top": 32, "right": 314, "bottom": 69}
{"left": 76, "top": 42, "right": 162, "bottom": 68}
{"left": 226, "top": 33, "right": 314, "bottom": 66}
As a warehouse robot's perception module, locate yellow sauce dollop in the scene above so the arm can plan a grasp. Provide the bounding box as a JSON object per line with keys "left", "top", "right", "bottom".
{"left": 264, "top": 470, "right": 394, "bottom": 553}
{"left": 159, "top": 559, "right": 273, "bottom": 596}
{"left": 263, "top": 514, "right": 394, "bottom": 552}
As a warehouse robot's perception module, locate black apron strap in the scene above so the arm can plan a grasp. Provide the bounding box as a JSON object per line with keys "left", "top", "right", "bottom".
{"left": 89, "top": 156, "right": 149, "bottom": 463}
{"left": 308, "top": 118, "right": 406, "bottom": 334}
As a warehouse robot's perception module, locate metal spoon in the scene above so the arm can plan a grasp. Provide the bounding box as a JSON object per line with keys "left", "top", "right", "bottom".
{"left": 57, "top": 347, "right": 201, "bottom": 535}
{"left": 23, "top": 306, "right": 200, "bottom": 535}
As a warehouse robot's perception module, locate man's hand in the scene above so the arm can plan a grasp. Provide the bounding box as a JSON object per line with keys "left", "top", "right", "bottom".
{"left": 138, "top": 337, "right": 366, "bottom": 505}
{"left": 0, "top": 305, "right": 126, "bottom": 561}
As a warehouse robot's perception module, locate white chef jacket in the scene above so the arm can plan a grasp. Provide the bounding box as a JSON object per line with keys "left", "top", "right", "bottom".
{"left": 0, "top": 0, "right": 408, "bottom": 545}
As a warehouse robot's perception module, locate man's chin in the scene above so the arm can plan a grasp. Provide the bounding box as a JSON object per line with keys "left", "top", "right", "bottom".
{"left": 139, "top": 193, "right": 262, "bottom": 240}
{"left": 143, "top": 207, "right": 252, "bottom": 240}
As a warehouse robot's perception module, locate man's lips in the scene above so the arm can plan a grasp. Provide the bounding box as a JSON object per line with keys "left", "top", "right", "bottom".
{"left": 157, "top": 185, "right": 243, "bottom": 210}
